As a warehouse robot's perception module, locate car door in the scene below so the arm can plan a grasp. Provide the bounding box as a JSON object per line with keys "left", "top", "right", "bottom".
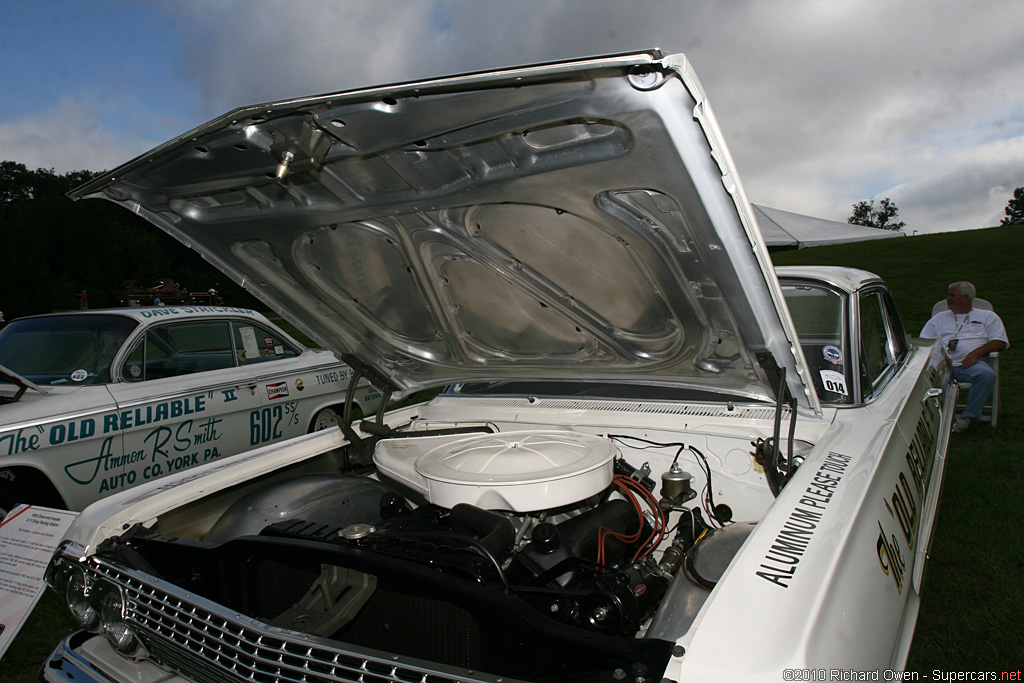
{"left": 851, "top": 287, "right": 956, "bottom": 659}
{"left": 860, "top": 288, "right": 955, "bottom": 597}
{"left": 227, "top": 318, "right": 353, "bottom": 442}
{"left": 102, "top": 318, "right": 263, "bottom": 499}
{"left": 796, "top": 286, "right": 955, "bottom": 665}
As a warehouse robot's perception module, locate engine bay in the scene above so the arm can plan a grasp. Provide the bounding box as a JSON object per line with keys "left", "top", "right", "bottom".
{"left": 95, "top": 417, "right": 786, "bottom": 681}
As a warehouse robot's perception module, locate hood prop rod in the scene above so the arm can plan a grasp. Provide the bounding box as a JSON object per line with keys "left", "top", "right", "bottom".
{"left": 759, "top": 367, "right": 798, "bottom": 497}
{"left": 339, "top": 371, "right": 392, "bottom": 464}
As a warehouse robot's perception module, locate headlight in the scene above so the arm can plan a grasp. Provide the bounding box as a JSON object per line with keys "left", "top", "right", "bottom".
{"left": 100, "top": 587, "right": 139, "bottom": 655}
{"left": 54, "top": 559, "right": 144, "bottom": 657}
{"left": 64, "top": 567, "right": 100, "bottom": 631}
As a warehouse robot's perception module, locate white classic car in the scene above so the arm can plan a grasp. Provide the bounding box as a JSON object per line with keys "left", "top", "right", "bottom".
{"left": 0, "top": 306, "right": 383, "bottom": 515}
{"left": 42, "top": 51, "right": 953, "bottom": 682}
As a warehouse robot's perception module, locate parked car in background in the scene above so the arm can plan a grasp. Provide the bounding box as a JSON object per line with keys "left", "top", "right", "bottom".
{"left": 0, "top": 306, "right": 382, "bottom": 515}
{"left": 43, "top": 51, "right": 953, "bottom": 682}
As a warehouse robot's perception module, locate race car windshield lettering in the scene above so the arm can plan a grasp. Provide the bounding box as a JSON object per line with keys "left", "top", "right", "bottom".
{"left": 0, "top": 315, "right": 139, "bottom": 385}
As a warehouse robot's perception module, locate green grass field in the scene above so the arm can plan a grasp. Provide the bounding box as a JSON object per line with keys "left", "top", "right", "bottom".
{"left": 2, "top": 226, "right": 1020, "bottom": 680}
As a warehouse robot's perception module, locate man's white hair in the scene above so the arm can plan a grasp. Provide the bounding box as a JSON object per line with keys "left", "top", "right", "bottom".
{"left": 949, "top": 281, "right": 976, "bottom": 302}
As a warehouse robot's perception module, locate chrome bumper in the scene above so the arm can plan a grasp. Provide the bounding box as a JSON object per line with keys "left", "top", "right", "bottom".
{"left": 43, "top": 631, "right": 188, "bottom": 683}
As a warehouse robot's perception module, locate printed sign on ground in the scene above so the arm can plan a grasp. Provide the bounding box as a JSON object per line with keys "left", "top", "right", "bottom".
{"left": 0, "top": 505, "right": 78, "bottom": 659}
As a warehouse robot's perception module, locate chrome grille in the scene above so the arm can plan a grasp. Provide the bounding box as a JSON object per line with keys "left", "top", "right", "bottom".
{"left": 84, "top": 557, "right": 511, "bottom": 683}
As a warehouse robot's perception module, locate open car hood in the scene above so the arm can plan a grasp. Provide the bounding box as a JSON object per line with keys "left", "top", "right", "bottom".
{"left": 0, "top": 363, "right": 50, "bottom": 402}
{"left": 71, "top": 50, "right": 817, "bottom": 411}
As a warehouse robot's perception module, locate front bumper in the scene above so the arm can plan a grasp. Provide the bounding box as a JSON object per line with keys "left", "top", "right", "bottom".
{"left": 42, "top": 631, "right": 187, "bottom": 683}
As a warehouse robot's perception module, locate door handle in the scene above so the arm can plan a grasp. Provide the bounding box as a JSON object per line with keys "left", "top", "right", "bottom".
{"left": 922, "top": 387, "right": 942, "bottom": 406}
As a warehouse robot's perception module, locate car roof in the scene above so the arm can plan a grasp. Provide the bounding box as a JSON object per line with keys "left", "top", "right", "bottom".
{"left": 13, "top": 306, "right": 268, "bottom": 324}
{"left": 774, "top": 266, "right": 884, "bottom": 294}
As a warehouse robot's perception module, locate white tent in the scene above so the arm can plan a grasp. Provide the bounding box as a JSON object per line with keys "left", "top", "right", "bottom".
{"left": 753, "top": 204, "right": 906, "bottom": 249}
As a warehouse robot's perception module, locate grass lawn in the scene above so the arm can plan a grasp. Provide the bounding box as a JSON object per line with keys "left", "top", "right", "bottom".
{"left": 1, "top": 226, "right": 1019, "bottom": 679}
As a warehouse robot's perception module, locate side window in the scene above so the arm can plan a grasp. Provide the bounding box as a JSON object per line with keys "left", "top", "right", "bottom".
{"left": 121, "top": 321, "right": 235, "bottom": 381}
{"left": 121, "top": 340, "right": 147, "bottom": 382}
{"left": 882, "top": 292, "right": 909, "bottom": 360}
{"left": 859, "top": 291, "right": 896, "bottom": 397}
{"left": 232, "top": 321, "right": 299, "bottom": 366}
{"left": 781, "top": 282, "right": 852, "bottom": 405}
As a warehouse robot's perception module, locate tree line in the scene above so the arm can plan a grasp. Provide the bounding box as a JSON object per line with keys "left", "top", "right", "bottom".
{"left": 0, "top": 160, "right": 259, "bottom": 320}
{"left": 847, "top": 190, "right": 1024, "bottom": 231}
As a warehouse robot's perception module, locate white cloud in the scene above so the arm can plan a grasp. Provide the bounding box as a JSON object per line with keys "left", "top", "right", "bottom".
{"left": 0, "top": 98, "right": 162, "bottom": 174}
{"left": 162, "top": 0, "right": 1024, "bottom": 233}
{"left": 888, "top": 135, "right": 1024, "bottom": 231}
{"left": 6, "top": 0, "right": 1023, "bottom": 234}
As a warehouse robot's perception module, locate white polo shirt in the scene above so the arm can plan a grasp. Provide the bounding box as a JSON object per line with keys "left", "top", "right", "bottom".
{"left": 920, "top": 308, "right": 1008, "bottom": 367}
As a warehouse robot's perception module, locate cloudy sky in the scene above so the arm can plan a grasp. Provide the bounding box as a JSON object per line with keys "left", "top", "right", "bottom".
{"left": 3, "top": 0, "right": 1022, "bottom": 234}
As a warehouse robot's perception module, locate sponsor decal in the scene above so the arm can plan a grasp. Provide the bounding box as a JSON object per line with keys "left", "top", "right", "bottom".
{"left": 101, "top": 396, "right": 207, "bottom": 432}
{"left": 266, "top": 382, "right": 289, "bottom": 400}
{"left": 756, "top": 451, "right": 852, "bottom": 588}
{"left": 128, "top": 364, "right": 142, "bottom": 379}
{"left": 264, "top": 335, "right": 274, "bottom": 348}
{"left": 138, "top": 306, "right": 256, "bottom": 318}
{"left": 876, "top": 399, "right": 939, "bottom": 595}
{"left": 876, "top": 522, "right": 906, "bottom": 596}
{"left": 315, "top": 370, "right": 343, "bottom": 385}
{"left": 1, "top": 395, "right": 212, "bottom": 457}
{"left": 822, "top": 345, "right": 843, "bottom": 365}
{"left": 295, "top": 379, "right": 304, "bottom": 391}
{"left": 1, "top": 395, "right": 202, "bottom": 460}
{"left": 62, "top": 413, "right": 224, "bottom": 494}
{"left": 0, "top": 426, "right": 44, "bottom": 455}
{"left": 248, "top": 401, "right": 299, "bottom": 446}
{"left": 71, "top": 369, "right": 88, "bottom": 382}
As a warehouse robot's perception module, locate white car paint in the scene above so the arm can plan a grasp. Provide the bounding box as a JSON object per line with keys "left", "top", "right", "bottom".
{"left": 0, "top": 306, "right": 382, "bottom": 512}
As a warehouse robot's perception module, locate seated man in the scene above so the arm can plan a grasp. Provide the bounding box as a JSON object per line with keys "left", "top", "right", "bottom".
{"left": 921, "top": 281, "right": 1008, "bottom": 432}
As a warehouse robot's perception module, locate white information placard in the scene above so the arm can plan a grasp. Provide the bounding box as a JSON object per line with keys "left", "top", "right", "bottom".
{"left": 0, "top": 505, "right": 78, "bottom": 659}
{"left": 239, "top": 325, "right": 260, "bottom": 361}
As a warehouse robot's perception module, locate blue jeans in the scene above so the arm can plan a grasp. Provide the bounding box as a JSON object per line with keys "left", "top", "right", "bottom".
{"left": 951, "top": 359, "right": 997, "bottom": 421}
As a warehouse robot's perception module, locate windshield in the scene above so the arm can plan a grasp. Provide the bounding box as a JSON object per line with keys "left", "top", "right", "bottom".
{"left": 780, "top": 282, "right": 852, "bottom": 405}
{"left": 0, "top": 315, "right": 139, "bottom": 386}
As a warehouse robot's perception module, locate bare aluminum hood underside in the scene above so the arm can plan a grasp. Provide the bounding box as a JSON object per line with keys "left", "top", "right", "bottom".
{"left": 71, "top": 50, "right": 816, "bottom": 410}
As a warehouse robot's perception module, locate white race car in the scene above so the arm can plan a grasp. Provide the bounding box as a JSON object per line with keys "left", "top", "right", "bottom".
{"left": 42, "top": 50, "right": 953, "bottom": 682}
{"left": 0, "top": 306, "right": 383, "bottom": 514}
